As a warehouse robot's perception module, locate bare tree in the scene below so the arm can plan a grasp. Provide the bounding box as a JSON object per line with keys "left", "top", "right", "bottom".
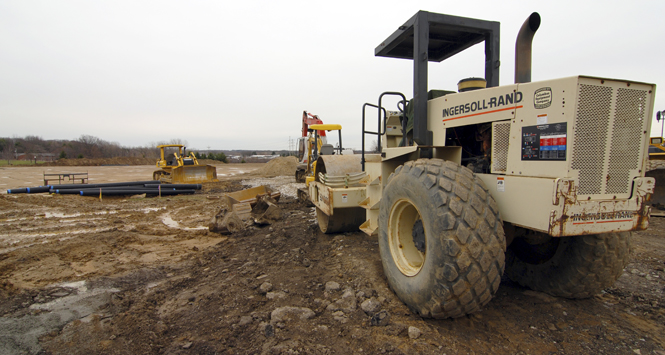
{"left": 369, "top": 140, "right": 380, "bottom": 153}
{"left": 0, "top": 138, "right": 15, "bottom": 163}
{"left": 77, "top": 135, "right": 104, "bottom": 158}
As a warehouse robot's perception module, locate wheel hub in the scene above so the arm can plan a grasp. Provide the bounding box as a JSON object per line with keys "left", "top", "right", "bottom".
{"left": 388, "top": 199, "right": 426, "bottom": 276}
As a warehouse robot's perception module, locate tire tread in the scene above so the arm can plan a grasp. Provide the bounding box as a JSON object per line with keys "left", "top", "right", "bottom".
{"left": 378, "top": 158, "right": 505, "bottom": 319}
{"left": 506, "top": 232, "right": 631, "bottom": 298}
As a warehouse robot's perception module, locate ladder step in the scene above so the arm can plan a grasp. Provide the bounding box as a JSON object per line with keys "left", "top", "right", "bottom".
{"left": 359, "top": 219, "right": 378, "bottom": 236}
{"left": 361, "top": 175, "right": 381, "bottom": 186}
{"left": 359, "top": 196, "right": 379, "bottom": 210}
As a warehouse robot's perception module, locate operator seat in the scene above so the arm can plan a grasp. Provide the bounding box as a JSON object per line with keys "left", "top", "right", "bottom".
{"left": 320, "top": 144, "right": 334, "bottom": 155}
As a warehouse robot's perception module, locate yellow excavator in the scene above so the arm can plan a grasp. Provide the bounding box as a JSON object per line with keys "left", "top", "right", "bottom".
{"left": 296, "top": 124, "right": 344, "bottom": 184}
{"left": 295, "top": 111, "right": 327, "bottom": 183}
{"left": 296, "top": 123, "right": 354, "bottom": 203}
{"left": 153, "top": 144, "right": 218, "bottom": 183}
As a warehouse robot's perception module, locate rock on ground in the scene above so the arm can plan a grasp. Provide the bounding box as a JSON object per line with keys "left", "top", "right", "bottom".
{"left": 270, "top": 306, "right": 315, "bottom": 325}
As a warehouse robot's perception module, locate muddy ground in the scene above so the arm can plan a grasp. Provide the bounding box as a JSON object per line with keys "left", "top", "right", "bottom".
{"left": 0, "top": 164, "right": 664, "bottom": 354}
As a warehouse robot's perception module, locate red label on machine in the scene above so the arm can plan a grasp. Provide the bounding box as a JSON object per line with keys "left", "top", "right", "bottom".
{"left": 540, "top": 134, "right": 567, "bottom": 147}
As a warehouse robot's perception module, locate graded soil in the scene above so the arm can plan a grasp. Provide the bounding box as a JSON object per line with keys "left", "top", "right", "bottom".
{"left": 0, "top": 164, "right": 664, "bottom": 355}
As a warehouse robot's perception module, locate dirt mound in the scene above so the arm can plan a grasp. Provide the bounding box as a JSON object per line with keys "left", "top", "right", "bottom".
{"left": 44, "top": 157, "right": 156, "bottom": 166}
{"left": 255, "top": 156, "right": 298, "bottom": 177}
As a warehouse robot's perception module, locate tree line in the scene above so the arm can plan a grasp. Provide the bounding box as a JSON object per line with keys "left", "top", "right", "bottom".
{"left": 0, "top": 135, "right": 188, "bottom": 162}
{"left": 194, "top": 152, "right": 228, "bottom": 163}
{"left": 0, "top": 135, "right": 295, "bottom": 164}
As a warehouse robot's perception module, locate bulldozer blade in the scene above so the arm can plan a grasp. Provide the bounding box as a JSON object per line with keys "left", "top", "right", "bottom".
{"left": 232, "top": 202, "right": 253, "bottom": 221}
{"left": 169, "top": 165, "right": 218, "bottom": 184}
{"left": 225, "top": 185, "right": 281, "bottom": 207}
{"left": 208, "top": 208, "right": 245, "bottom": 234}
{"left": 646, "top": 168, "right": 665, "bottom": 215}
{"left": 251, "top": 195, "right": 283, "bottom": 225}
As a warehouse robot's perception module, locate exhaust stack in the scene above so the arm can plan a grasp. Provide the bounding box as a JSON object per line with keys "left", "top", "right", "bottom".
{"left": 515, "top": 12, "right": 541, "bottom": 84}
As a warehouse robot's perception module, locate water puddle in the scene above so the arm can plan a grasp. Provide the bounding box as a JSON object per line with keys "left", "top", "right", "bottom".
{"left": 140, "top": 207, "right": 166, "bottom": 213}
{"left": 160, "top": 214, "right": 207, "bottom": 230}
{"left": 43, "top": 210, "right": 118, "bottom": 219}
{"left": 0, "top": 227, "right": 115, "bottom": 248}
{"left": 29, "top": 280, "right": 120, "bottom": 312}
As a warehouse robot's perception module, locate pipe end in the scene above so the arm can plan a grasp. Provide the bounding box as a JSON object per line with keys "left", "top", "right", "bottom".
{"left": 528, "top": 12, "right": 541, "bottom": 32}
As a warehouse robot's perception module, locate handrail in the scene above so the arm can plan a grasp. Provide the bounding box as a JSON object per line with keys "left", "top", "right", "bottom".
{"left": 361, "top": 92, "right": 407, "bottom": 171}
{"left": 361, "top": 103, "right": 386, "bottom": 171}
{"left": 379, "top": 92, "right": 408, "bottom": 149}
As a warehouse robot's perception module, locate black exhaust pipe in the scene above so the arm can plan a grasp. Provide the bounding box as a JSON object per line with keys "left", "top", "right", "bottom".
{"left": 515, "top": 12, "right": 541, "bottom": 84}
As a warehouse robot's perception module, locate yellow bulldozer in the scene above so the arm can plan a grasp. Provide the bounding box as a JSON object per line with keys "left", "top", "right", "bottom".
{"left": 647, "top": 137, "right": 665, "bottom": 215}
{"left": 153, "top": 144, "right": 218, "bottom": 183}
{"left": 649, "top": 137, "right": 665, "bottom": 159}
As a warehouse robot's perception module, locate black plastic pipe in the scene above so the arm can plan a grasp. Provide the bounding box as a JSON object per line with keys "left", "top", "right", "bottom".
{"left": 7, "top": 180, "right": 201, "bottom": 195}
{"left": 79, "top": 189, "right": 195, "bottom": 197}
{"left": 50, "top": 186, "right": 181, "bottom": 194}
{"left": 49, "top": 180, "right": 161, "bottom": 189}
{"left": 143, "top": 184, "right": 202, "bottom": 190}
{"left": 7, "top": 186, "right": 51, "bottom": 194}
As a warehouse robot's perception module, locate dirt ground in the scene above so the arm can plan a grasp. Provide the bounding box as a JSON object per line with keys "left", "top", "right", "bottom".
{"left": 0, "top": 162, "right": 664, "bottom": 354}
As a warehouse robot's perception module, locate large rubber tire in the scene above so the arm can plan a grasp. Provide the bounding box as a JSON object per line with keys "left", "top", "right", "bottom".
{"left": 378, "top": 159, "right": 505, "bottom": 319}
{"left": 505, "top": 232, "right": 631, "bottom": 298}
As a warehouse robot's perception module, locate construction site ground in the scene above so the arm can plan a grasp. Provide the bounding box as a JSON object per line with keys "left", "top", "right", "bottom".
{"left": 1, "top": 161, "right": 664, "bottom": 355}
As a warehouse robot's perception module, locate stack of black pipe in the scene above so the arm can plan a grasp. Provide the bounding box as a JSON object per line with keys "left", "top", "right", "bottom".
{"left": 7, "top": 181, "right": 201, "bottom": 196}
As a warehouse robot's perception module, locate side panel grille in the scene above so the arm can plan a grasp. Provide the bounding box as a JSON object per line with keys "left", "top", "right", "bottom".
{"left": 571, "top": 82, "right": 650, "bottom": 197}
{"left": 606, "top": 88, "right": 648, "bottom": 194}
{"left": 571, "top": 84, "right": 613, "bottom": 195}
{"left": 491, "top": 121, "right": 511, "bottom": 173}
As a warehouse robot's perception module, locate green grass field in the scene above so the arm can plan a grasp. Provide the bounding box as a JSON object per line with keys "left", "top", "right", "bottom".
{"left": 0, "top": 160, "right": 46, "bottom": 167}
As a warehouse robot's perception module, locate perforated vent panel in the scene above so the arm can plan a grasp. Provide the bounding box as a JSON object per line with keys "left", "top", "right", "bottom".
{"left": 491, "top": 121, "right": 511, "bottom": 173}
{"left": 571, "top": 85, "right": 613, "bottom": 195}
{"left": 570, "top": 82, "right": 650, "bottom": 197}
{"left": 606, "top": 88, "right": 648, "bottom": 194}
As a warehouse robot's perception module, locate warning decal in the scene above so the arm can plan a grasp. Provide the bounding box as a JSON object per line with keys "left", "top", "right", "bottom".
{"left": 522, "top": 123, "right": 567, "bottom": 161}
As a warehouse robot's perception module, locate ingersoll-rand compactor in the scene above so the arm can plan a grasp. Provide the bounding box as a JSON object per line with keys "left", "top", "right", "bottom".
{"left": 308, "top": 11, "right": 656, "bottom": 318}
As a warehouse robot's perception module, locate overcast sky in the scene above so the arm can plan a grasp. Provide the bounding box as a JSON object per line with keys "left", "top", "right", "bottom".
{"left": 2, "top": 0, "right": 664, "bottom": 151}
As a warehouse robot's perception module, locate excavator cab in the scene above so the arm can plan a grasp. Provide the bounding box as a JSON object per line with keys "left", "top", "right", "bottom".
{"left": 302, "top": 124, "right": 344, "bottom": 186}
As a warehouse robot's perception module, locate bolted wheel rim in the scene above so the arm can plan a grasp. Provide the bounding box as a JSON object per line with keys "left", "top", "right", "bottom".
{"left": 388, "top": 198, "right": 426, "bottom": 276}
